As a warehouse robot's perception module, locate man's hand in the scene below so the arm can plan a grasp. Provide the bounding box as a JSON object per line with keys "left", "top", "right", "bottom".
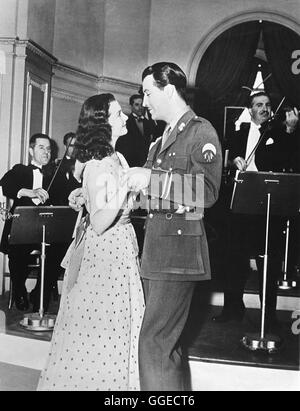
{"left": 233, "top": 157, "right": 247, "bottom": 171}
{"left": 19, "top": 188, "right": 49, "bottom": 204}
{"left": 122, "top": 167, "right": 151, "bottom": 192}
{"left": 285, "top": 107, "right": 299, "bottom": 133}
{"left": 69, "top": 188, "right": 85, "bottom": 212}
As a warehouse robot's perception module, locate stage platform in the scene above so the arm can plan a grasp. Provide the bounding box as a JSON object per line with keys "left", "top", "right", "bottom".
{"left": 0, "top": 285, "right": 299, "bottom": 391}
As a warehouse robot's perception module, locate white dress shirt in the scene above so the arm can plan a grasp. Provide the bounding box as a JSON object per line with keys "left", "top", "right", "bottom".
{"left": 245, "top": 122, "right": 260, "bottom": 172}
{"left": 16, "top": 161, "right": 44, "bottom": 205}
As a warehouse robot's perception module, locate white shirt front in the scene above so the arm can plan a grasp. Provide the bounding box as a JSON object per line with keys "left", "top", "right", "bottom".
{"left": 17, "top": 161, "right": 44, "bottom": 205}
{"left": 245, "top": 122, "right": 260, "bottom": 172}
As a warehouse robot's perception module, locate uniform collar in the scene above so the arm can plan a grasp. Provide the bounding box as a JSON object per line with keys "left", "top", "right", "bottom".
{"left": 159, "top": 109, "right": 196, "bottom": 154}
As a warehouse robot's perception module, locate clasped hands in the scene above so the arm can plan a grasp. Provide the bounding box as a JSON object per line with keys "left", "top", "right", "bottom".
{"left": 68, "top": 167, "right": 151, "bottom": 211}
{"left": 121, "top": 167, "right": 151, "bottom": 192}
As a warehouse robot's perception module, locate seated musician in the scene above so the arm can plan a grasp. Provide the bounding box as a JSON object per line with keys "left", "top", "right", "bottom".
{"left": 213, "top": 92, "right": 299, "bottom": 330}
{"left": 0, "top": 133, "right": 73, "bottom": 312}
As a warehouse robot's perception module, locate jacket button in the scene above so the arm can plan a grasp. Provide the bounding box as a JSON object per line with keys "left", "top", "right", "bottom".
{"left": 177, "top": 229, "right": 182, "bottom": 235}
{"left": 157, "top": 159, "right": 162, "bottom": 165}
{"left": 149, "top": 213, "right": 153, "bottom": 219}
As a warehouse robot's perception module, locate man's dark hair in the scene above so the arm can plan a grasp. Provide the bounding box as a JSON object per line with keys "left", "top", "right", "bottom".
{"left": 248, "top": 92, "right": 271, "bottom": 108}
{"left": 29, "top": 133, "right": 51, "bottom": 148}
{"left": 142, "top": 62, "right": 187, "bottom": 100}
{"left": 129, "top": 94, "right": 143, "bottom": 106}
{"left": 63, "top": 132, "right": 75, "bottom": 146}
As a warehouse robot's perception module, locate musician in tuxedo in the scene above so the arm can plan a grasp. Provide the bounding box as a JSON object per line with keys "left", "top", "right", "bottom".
{"left": 0, "top": 134, "right": 69, "bottom": 312}
{"left": 213, "top": 92, "right": 299, "bottom": 329}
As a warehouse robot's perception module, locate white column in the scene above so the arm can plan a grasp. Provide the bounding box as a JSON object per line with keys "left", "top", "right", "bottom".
{"left": 0, "top": 41, "right": 26, "bottom": 295}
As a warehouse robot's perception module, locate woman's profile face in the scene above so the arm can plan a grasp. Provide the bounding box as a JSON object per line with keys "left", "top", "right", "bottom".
{"left": 108, "top": 100, "right": 128, "bottom": 143}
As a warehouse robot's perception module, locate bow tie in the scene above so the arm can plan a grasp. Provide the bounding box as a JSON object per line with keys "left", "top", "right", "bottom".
{"left": 29, "top": 164, "right": 46, "bottom": 174}
{"left": 134, "top": 115, "right": 144, "bottom": 122}
{"left": 259, "top": 121, "right": 270, "bottom": 134}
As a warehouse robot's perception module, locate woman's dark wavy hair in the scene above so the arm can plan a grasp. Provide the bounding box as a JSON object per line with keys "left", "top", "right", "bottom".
{"left": 142, "top": 62, "right": 187, "bottom": 101}
{"left": 74, "top": 125, "right": 114, "bottom": 163}
{"left": 74, "top": 93, "right": 115, "bottom": 162}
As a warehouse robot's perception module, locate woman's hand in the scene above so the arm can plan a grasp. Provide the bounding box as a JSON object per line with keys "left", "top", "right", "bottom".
{"left": 69, "top": 188, "right": 85, "bottom": 212}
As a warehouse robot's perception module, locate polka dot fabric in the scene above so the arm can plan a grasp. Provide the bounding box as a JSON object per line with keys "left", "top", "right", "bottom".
{"left": 38, "top": 155, "right": 145, "bottom": 391}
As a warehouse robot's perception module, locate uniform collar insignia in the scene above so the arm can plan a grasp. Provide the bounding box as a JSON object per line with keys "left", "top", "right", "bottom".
{"left": 178, "top": 122, "right": 186, "bottom": 132}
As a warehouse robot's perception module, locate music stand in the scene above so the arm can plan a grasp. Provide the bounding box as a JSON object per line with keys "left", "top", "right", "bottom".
{"left": 278, "top": 219, "right": 297, "bottom": 290}
{"left": 231, "top": 171, "right": 300, "bottom": 354}
{"left": 9, "top": 206, "right": 77, "bottom": 331}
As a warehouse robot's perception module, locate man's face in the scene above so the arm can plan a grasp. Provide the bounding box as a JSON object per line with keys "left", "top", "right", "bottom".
{"left": 142, "top": 74, "right": 170, "bottom": 122}
{"left": 131, "top": 98, "right": 144, "bottom": 117}
{"left": 29, "top": 138, "right": 51, "bottom": 166}
{"left": 65, "top": 137, "right": 76, "bottom": 158}
{"left": 249, "top": 95, "right": 272, "bottom": 125}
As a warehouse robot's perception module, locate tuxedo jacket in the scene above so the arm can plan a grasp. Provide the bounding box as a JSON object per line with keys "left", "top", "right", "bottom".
{"left": 0, "top": 163, "right": 67, "bottom": 253}
{"left": 53, "top": 158, "right": 81, "bottom": 205}
{"left": 116, "top": 114, "right": 159, "bottom": 167}
{"left": 228, "top": 122, "right": 294, "bottom": 172}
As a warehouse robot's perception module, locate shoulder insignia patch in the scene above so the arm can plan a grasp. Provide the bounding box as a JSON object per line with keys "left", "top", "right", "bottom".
{"left": 202, "top": 143, "right": 217, "bottom": 162}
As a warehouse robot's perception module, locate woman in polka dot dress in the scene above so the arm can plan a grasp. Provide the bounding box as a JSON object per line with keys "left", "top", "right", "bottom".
{"left": 38, "top": 94, "right": 145, "bottom": 391}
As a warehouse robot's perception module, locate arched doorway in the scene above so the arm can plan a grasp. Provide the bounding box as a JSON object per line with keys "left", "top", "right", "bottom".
{"left": 190, "top": 14, "right": 300, "bottom": 289}
{"left": 188, "top": 13, "right": 300, "bottom": 140}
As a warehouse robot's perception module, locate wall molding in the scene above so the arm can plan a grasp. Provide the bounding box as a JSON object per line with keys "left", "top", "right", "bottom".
{"left": 0, "top": 37, "right": 57, "bottom": 65}
{"left": 52, "top": 62, "right": 140, "bottom": 111}
{"left": 187, "top": 10, "right": 300, "bottom": 86}
{"left": 51, "top": 87, "right": 86, "bottom": 104}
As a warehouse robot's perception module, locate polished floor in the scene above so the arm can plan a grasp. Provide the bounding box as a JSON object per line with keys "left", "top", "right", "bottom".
{"left": 0, "top": 362, "right": 40, "bottom": 391}
{"left": 1, "top": 283, "right": 299, "bottom": 374}
{"left": 185, "top": 284, "right": 300, "bottom": 371}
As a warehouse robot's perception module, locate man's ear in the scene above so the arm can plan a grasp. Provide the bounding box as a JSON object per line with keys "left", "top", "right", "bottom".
{"left": 29, "top": 147, "right": 33, "bottom": 158}
{"left": 164, "top": 84, "right": 176, "bottom": 99}
{"left": 248, "top": 108, "right": 253, "bottom": 119}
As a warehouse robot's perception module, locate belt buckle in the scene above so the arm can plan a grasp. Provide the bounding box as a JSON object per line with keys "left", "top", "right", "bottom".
{"left": 166, "top": 213, "right": 173, "bottom": 220}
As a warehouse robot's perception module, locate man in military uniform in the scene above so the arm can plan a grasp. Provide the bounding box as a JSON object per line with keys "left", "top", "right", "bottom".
{"left": 124, "top": 62, "right": 222, "bottom": 391}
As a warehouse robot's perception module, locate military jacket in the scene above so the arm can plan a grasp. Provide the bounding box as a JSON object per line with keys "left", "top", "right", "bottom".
{"left": 140, "top": 109, "right": 222, "bottom": 282}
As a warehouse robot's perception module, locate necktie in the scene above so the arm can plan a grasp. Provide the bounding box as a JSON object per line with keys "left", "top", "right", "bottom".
{"left": 161, "top": 126, "right": 172, "bottom": 149}
{"left": 135, "top": 117, "right": 144, "bottom": 135}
